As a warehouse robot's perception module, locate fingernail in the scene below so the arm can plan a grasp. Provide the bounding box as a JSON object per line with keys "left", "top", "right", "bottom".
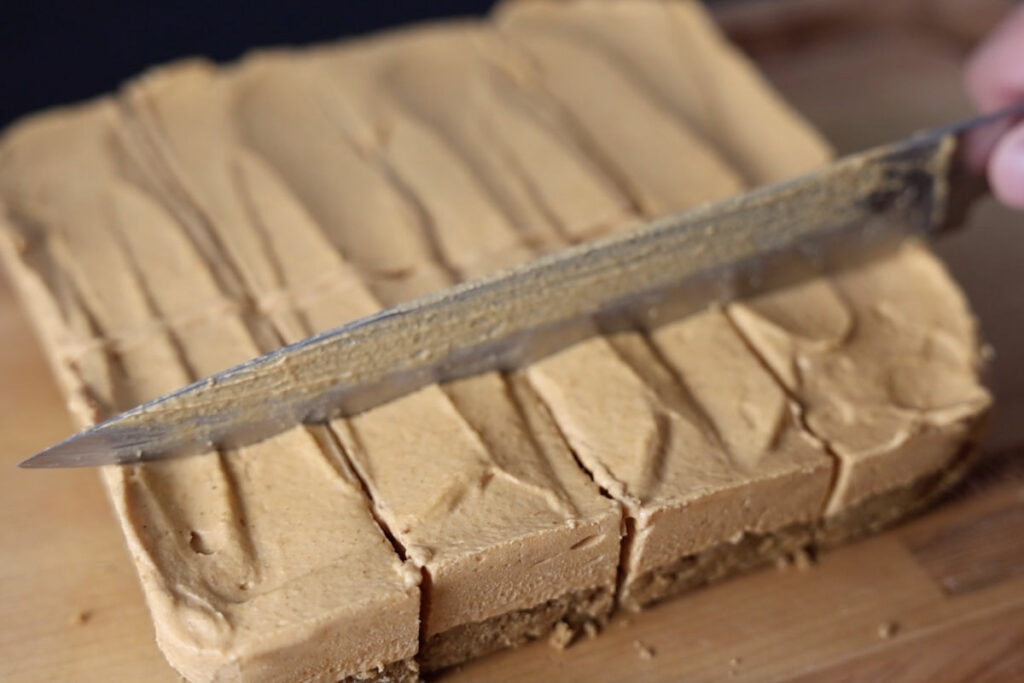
{"left": 990, "top": 122, "right": 1024, "bottom": 210}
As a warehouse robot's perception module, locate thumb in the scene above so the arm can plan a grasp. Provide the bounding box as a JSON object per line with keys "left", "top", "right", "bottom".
{"left": 989, "top": 120, "right": 1024, "bottom": 211}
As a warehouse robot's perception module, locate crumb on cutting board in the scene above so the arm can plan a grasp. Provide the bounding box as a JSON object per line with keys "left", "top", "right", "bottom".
{"left": 634, "top": 640, "right": 655, "bottom": 660}
{"left": 877, "top": 620, "right": 899, "bottom": 639}
{"left": 729, "top": 656, "right": 743, "bottom": 678}
{"left": 68, "top": 609, "right": 93, "bottom": 626}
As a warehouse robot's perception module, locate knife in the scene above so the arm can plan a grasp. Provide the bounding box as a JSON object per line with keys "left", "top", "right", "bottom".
{"left": 19, "top": 103, "right": 1024, "bottom": 469}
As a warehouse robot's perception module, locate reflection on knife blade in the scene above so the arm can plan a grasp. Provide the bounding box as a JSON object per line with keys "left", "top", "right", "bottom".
{"left": 19, "top": 102, "right": 1024, "bottom": 469}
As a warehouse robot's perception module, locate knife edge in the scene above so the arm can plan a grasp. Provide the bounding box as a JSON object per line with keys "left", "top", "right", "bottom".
{"left": 23, "top": 104, "right": 1022, "bottom": 469}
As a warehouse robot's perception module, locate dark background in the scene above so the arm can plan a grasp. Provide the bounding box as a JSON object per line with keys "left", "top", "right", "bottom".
{"left": 2, "top": 0, "right": 498, "bottom": 129}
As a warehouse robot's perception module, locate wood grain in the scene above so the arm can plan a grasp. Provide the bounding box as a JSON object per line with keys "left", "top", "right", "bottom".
{"left": 3, "top": 3, "right": 1023, "bottom": 682}
{"left": 906, "top": 491, "right": 1024, "bottom": 595}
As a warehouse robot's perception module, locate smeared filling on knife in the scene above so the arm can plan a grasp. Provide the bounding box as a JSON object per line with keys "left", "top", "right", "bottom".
{"left": 0, "top": 1, "right": 990, "bottom": 681}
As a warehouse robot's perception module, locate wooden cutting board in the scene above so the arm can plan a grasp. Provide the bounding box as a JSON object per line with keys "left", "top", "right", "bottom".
{"left": 3, "top": 4, "right": 1024, "bottom": 681}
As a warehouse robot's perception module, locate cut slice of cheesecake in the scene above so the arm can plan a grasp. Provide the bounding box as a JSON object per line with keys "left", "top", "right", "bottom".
{"left": 0, "top": 0, "right": 990, "bottom": 680}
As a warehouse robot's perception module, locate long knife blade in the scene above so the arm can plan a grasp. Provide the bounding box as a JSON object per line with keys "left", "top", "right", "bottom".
{"left": 20, "top": 104, "right": 1024, "bottom": 468}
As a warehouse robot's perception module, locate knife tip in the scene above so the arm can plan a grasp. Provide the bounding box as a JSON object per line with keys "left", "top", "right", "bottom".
{"left": 18, "top": 453, "right": 49, "bottom": 468}
{"left": 18, "top": 448, "right": 80, "bottom": 468}
{"left": 18, "top": 448, "right": 90, "bottom": 469}
{"left": 17, "top": 430, "right": 127, "bottom": 469}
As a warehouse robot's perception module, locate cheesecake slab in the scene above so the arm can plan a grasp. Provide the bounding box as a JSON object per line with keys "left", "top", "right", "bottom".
{"left": 0, "top": 0, "right": 991, "bottom": 679}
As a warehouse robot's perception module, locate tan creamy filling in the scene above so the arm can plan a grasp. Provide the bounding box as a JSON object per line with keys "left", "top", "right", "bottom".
{"left": 0, "top": 0, "right": 989, "bottom": 679}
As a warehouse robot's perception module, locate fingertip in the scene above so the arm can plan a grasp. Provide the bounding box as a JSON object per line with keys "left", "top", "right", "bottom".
{"left": 963, "top": 5, "right": 1024, "bottom": 112}
{"left": 989, "top": 122, "right": 1024, "bottom": 211}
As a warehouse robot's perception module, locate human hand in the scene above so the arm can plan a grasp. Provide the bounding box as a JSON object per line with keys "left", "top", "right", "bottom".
{"left": 965, "top": 5, "right": 1024, "bottom": 210}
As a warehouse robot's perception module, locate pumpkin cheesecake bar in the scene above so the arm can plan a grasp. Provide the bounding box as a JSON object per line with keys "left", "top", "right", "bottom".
{"left": 0, "top": 0, "right": 991, "bottom": 680}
